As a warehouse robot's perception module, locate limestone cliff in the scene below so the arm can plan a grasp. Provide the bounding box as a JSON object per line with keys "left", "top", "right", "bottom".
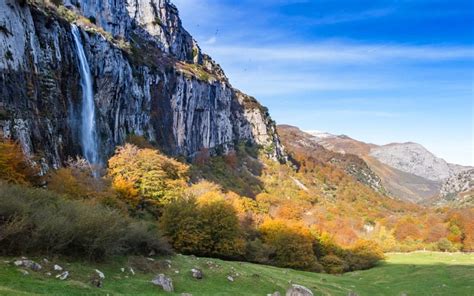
{"left": 0, "top": 0, "right": 285, "bottom": 169}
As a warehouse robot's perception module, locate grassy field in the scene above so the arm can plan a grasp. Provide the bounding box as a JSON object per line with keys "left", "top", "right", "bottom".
{"left": 0, "top": 252, "right": 472, "bottom": 295}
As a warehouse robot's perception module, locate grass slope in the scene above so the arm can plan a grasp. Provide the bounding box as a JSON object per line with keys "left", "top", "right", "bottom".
{"left": 0, "top": 252, "right": 472, "bottom": 296}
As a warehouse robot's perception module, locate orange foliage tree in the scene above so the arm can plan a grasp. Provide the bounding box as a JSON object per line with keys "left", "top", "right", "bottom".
{"left": 0, "top": 140, "right": 34, "bottom": 184}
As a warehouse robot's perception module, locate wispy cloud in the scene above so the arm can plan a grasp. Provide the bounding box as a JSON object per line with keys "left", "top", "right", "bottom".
{"left": 206, "top": 43, "right": 474, "bottom": 64}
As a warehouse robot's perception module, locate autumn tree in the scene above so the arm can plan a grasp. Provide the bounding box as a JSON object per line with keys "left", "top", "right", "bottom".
{"left": 0, "top": 140, "right": 35, "bottom": 184}
{"left": 259, "top": 219, "right": 321, "bottom": 271}
{"left": 160, "top": 198, "right": 245, "bottom": 259}
{"left": 108, "top": 144, "right": 189, "bottom": 207}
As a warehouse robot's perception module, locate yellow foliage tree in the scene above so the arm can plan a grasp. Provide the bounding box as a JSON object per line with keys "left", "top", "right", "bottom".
{"left": 259, "top": 219, "right": 320, "bottom": 271}
{"left": 0, "top": 141, "right": 34, "bottom": 184}
{"left": 161, "top": 198, "right": 245, "bottom": 259}
{"left": 108, "top": 144, "right": 189, "bottom": 206}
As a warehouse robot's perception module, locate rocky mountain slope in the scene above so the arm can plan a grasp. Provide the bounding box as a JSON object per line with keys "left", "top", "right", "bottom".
{"left": 304, "top": 129, "right": 471, "bottom": 204}
{"left": 433, "top": 169, "right": 474, "bottom": 207}
{"left": 0, "top": 0, "right": 285, "bottom": 170}
{"left": 278, "top": 125, "right": 385, "bottom": 194}
{"left": 370, "top": 142, "right": 466, "bottom": 182}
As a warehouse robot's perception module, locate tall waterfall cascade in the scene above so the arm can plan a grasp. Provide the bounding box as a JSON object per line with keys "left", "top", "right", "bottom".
{"left": 71, "top": 25, "right": 100, "bottom": 167}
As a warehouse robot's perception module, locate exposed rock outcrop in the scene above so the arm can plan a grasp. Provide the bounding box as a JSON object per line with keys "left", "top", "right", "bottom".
{"left": 0, "top": 0, "right": 285, "bottom": 169}
{"left": 434, "top": 169, "right": 474, "bottom": 207}
{"left": 370, "top": 143, "right": 469, "bottom": 182}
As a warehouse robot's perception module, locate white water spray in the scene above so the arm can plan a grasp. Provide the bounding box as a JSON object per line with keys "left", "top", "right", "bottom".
{"left": 71, "top": 25, "right": 100, "bottom": 168}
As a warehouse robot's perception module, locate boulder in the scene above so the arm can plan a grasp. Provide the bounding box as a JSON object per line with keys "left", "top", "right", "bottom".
{"left": 151, "top": 274, "right": 174, "bottom": 292}
{"left": 286, "top": 284, "right": 313, "bottom": 296}
{"left": 95, "top": 269, "right": 105, "bottom": 279}
{"left": 191, "top": 268, "right": 203, "bottom": 279}
{"left": 54, "top": 265, "right": 63, "bottom": 271}
{"left": 14, "top": 259, "right": 42, "bottom": 271}
{"left": 56, "top": 271, "right": 69, "bottom": 280}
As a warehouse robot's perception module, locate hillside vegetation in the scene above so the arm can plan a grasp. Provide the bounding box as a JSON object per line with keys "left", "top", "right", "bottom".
{"left": 0, "top": 252, "right": 472, "bottom": 295}
{"left": 0, "top": 139, "right": 473, "bottom": 275}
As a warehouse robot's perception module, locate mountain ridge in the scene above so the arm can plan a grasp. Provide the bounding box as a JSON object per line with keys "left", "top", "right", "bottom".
{"left": 300, "top": 127, "right": 472, "bottom": 204}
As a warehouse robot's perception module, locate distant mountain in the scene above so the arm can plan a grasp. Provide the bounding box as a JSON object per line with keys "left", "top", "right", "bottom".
{"left": 302, "top": 129, "right": 471, "bottom": 204}
{"left": 369, "top": 143, "right": 467, "bottom": 182}
{"left": 278, "top": 126, "right": 385, "bottom": 194}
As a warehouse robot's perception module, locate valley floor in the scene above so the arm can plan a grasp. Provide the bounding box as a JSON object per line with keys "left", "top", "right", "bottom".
{"left": 0, "top": 252, "right": 472, "bottom": 296}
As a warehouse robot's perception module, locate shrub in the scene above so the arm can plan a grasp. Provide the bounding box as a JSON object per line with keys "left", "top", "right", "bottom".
{"left": 161, "top": 198, "right": 245, "bottom": 259}
{"left": 437, "top": 238, "right": 455, "bottom": 252}
{"left": 320, "top": 254, "right": 347, "bottom": 274}
{"left": 0, "top": 183, "right": 171, "bottom": 260}
{"left": 344, "top": 240, "right": 385, "bottom": 271}
{"left": 259, "top": 219, "right": 321, "bottom": 271}
{"left": 0, "top": 140, "right": 36, "bottom": 184}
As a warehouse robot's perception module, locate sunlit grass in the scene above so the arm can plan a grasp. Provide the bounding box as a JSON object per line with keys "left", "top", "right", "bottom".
{"left": 0, "top": 252, "right": 472, "bottom": 295}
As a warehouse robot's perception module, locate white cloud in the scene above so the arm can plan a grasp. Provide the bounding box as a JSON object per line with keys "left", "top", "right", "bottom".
{"left": 204, "top": 43, "right": 474, "bottom": 64}
{"left": 203, "top": 36, "right": 217, "bottom": 45}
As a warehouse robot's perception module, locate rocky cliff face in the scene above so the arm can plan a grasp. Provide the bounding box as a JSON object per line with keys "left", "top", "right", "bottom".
{"left": 0, "top": 0, "right": 285, "bottom": 169}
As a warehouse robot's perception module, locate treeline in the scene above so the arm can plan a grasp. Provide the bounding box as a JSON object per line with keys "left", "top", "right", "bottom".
{"left": 0, "top": 140, "right": 383, "bottom": 272}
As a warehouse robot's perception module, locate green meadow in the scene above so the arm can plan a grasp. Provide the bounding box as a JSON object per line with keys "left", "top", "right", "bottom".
{"left": 0, "top": 252, "right": 472, "bottom": 296}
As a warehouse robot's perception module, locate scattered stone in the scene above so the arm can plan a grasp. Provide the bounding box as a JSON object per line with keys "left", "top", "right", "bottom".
{"left": 268, "top": 292, "right": 281, "bottom": 296}
{"left": 147, "top": 257, "right": 155, "bottom": 262}
{"left": 14, "top": 259, "right": 42, "bottom": 271}
{"left": 13, "top": 260, "right": 23, "bottom": 267}
{"left": 175, "top": 270, "right": 180, "bottom": 274}
{"left": 227, "top": 275, "right": 234, "bottom": 282}
{"left": 347, "top": 292, "right": 358, "bottom": 296}
{"left": 56, "top": 271, "right": 69, "bottom": 280}
{"left": 191, "top": 268, "right": 203, "bottom": 279}
{"left": 95, "top": 269, "right": 105, "bottom": 279}
{"left": 18, "top": 269, "right": 29, "bottom": 276}
{"left": 129, "top": 267, "right": 135, "bottom": 275}
{"left": 286, "top": 284, "right": 313, "bottom": 296}
{"left": 149, "top": 250, "right": 156, "bottom": 256}
{"left": 54, "top": 265, "right": 63, "bottom": 271}
{"left": 43, "top": 258, "right": 49, "bottom": 264}
{"left": 151, "top": 274, "right": 174, "bottom": 292}
{"left": 400, "top": 293, "right": 408, "bottom": 296}
{"left": 121, "top": 268, "right": 125, "bottom": 273}
{"left": 46, "top": 272, "right": 52, "bottom": 276}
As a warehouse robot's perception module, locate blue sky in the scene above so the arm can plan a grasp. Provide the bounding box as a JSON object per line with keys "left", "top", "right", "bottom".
{"left": 173, "top": 0, "right": 474, "bottom": 166}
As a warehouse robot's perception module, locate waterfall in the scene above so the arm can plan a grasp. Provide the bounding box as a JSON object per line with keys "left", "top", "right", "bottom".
{"left": 71, "top": 25, "right": 100, "bottom": 169}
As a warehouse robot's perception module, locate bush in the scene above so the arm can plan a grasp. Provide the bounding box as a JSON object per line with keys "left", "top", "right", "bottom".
{"left": 161, "top": 198, "right": 245, "bottom": 259}
{"left": 437, "top": 238, "right": 455, "bottom": 252}
{"left": 259, "top": 219, "right": 321, "bottom": 271}
{"left": 320, "top": 254, "right": 347, "bottom": 274}
{"left": 0, "top": 140, "right": 36, "bottom": 184}
{"left": 344, "top": 240, "right": 385, "bottom": 271}
{"left": 0, "top": 183, "right": 171, "bottom": 260}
